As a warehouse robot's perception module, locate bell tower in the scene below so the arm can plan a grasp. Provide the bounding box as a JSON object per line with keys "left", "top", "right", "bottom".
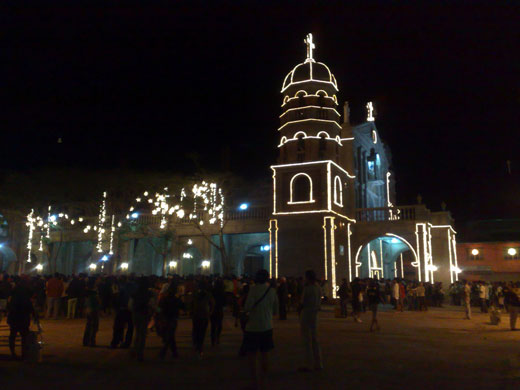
{"left": 269, "top": 34, "right": 356, "bottom": 297}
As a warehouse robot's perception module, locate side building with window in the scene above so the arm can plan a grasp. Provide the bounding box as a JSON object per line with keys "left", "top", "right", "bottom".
{"left": 457, "top": 219, "right": 520, "bottom": 281}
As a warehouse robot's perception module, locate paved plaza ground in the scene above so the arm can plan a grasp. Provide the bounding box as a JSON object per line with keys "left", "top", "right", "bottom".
{"left": 2, "top": 305, "right": 520, "bottom": 390}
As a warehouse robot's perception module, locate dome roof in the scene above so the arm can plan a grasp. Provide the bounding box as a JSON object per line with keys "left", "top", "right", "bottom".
{"left": 282, "top": 60, "right": 338, "bottom": 93}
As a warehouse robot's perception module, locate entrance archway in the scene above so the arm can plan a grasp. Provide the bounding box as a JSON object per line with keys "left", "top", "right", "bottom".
{"left": 354, "top": 234, "right": 419, "bottom": 280}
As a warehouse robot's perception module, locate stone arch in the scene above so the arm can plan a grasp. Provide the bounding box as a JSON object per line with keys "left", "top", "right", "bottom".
{"left": 353, "top": 233, "right": 418, "bottom": 280}
{"left": 289, "top": 173, "right": 314, "bottom": 204}
{"left": 334, "top": 176, "right": 343, "bottom": 207}
{"left": 180, "top": 246, "right": 202, "bottom": 276}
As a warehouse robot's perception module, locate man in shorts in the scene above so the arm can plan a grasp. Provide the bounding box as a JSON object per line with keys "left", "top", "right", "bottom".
{"left": 243, "top": 269, "right": 278, "bottom": 390}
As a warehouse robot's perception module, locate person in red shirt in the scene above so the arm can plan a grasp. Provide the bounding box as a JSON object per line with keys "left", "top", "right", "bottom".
{"left": 46, "top": 273, "right": 64, "bottom": 319}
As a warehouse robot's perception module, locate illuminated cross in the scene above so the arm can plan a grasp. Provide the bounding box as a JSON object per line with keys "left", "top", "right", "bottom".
{"left": 304, "top": 33, "right": 315, "bottom": 62}
{"left": 366, "top": 101, "right": 375, "bottom": 122}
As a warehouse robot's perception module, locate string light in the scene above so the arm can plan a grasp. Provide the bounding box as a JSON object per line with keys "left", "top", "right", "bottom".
{"left": 109, "top": 215, "right": 115, "bottom": 255}
{"left": 26, "top": 209, "right": 35, "bottom": 263}
{"left": 269, "top": 219, "right": 278, "bottom": 278}
{"left": 278, "top": 118, "right": 341, "bottom": 132}
{"left": 96, "top": 192, "right": 107, "bottom": 253}
{"left": 367, "top": 101, "right": 375, "bottom": 122}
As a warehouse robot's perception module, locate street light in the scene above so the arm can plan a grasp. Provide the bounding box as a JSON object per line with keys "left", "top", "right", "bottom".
{"left": 508, "top": 248, "right": 517, "bottom": 257}
{"left": 471, "top": 249, "right": 479, "bottom": 256}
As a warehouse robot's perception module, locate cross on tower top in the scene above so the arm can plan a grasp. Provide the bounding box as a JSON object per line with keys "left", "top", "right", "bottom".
{"left": 304, "top": 33, "right": 315, "bottom": 63}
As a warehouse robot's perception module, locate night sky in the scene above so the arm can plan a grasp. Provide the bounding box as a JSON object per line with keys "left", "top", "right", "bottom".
{"left": 4, "top": 4, "right": 520, "bottom": 226}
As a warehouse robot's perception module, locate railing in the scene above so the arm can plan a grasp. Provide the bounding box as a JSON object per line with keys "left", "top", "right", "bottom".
{"left": 226, "top": 207, "right": 271, "bottom": 221}
{"left": 355, "top": 205, "right": 428, "bottom": 222}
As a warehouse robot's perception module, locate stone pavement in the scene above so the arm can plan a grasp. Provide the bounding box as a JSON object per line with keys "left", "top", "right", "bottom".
{"left": 2, "top": 305, "right": 520, "bottom": 390}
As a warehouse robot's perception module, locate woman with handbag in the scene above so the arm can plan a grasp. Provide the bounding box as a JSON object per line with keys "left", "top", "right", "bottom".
{"left": 242, "top": 269, "right": 279, "bottom": 390}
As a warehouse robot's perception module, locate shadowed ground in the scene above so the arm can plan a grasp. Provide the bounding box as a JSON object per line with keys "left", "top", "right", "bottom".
{"left": 1, "top": 305, "right": 520, "bottom": 390}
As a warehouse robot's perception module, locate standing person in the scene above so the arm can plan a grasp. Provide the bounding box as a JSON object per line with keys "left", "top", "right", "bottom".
{"left": 398, "top": 280, "right": 406, "bottom": 312}
{"left": 7, "top": 277, "right": 36, "bottom": 360}
{"left": 66, "top": 275, "right": 81, "bottom": 319}
{"left": 243, "top": 269, "right": 278, "bottom": 390}
{"left": 351, "top": 278, "right": 363, "bottom": 323}
{"left": 479, "top": 282, "right": 488, "bottom": 313}
{"left": 416, "top": 283, "right": 427, "bottom": 311}
{"left": 277, "top": 277, "right": 289, "bottom": 320}
{"left": 210, "top": 278, "right": 226, "bottom": 347}
{"left": 463, "top": 280, "right": 472, "bottom": 320}
{"left": 191, "top": 280, "right": 214, "bottom": 359}
{"left": 82, "top": 279, "right": 100, "bottom": 347}
{"left": 298, "top": 270, "right": 323, "bottom": 372}
{"left": 338, "top": 279, "right": 349, "bottom": 318}
{"left": 130, "top": 277, "right": 153, "bottom": 362}
{"left": 392, "top": 279, "right": 400, "bottom": 310}
{"left": 157, "top": 282, "right": 185, "bottom": 359}
{"left": 110, "top": 276, "right": 134, "bottom": 349}
{"left": 46, "top": 273, "right": 64, "bottom": 319}
{"left": 505, "top": 283, "right": 520, "bottom": 330}
{"left": 367, "top": 279, "right": 382, "bottom": 332}
{"left": 0, "top": 273, "right": 13, "bottom": 324}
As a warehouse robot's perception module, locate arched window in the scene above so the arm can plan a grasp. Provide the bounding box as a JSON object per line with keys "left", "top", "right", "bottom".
{"left": 289, "top": 173, "right": 314, "bottom": 204}
{"left": 296, "top": 133, "right": 305, "bottom": 162}
{"left": 334, "top": 176, "right": 343, "bottom": 207}
{"left": 319, "top": 133, "right": 327, "bottom": 159}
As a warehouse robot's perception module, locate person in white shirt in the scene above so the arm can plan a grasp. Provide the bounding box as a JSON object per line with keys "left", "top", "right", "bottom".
{"left": 243, "top": 269, "right": 278, "bottom": 390}
{"left": 392, "top": 279, "right": 400, "bottom": 309}
{"left": 479, "top": 283, "right": 488, "bottom": 313}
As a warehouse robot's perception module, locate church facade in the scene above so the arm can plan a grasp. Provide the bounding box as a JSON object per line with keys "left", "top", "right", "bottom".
{"left": 268, "top": 34, "right": 459, "bottom": 296}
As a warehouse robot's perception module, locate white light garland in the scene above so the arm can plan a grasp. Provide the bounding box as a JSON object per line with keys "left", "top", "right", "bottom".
{"left": 26, "top": 209, "right": 35, "bottom": 263}
{"left": 96, "top": 191, "right": 107, "bottom": 253}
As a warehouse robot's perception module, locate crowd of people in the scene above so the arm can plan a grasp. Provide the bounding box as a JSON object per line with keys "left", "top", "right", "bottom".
{"left": 1, "top": 271, "right": 520, "bottom": 389}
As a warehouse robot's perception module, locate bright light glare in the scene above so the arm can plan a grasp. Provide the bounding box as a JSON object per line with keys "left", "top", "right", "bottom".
{"left": 508, "top": 248, "right": 517, "bottom": 256}
{"left": 89, "top": 263, "right": 97, "bottom": 271}
{"left": 131, "top": 212, "right": 139, "bottom": 219}
{"left": 121, "top": 262, "right": 129, "bottom": 270}
{"left": 101, "top": 255, "right": 109, "bottom": 261}
{"left": 261, "top": 245, "right": 270, "bottom": 252}
{"left": 471, "top": 249, "right": 479, "bottom": 256}
{"left": 390, "top": 238, "right": 399, "bottom": 244}
{"left": 35, "top": 264, "right": 43, "bottom": 271}
{"left": 201, "top": 260, "right": 210, "bottom": 268}
{"left": 239, "top": 203, "right": 249, "bottom": 210}
{"left": 169, "top": 261, "right": 178, "bottom": 268}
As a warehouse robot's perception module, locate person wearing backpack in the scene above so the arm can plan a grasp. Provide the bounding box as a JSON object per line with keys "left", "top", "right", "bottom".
{"left": 243, "top": 269, "right": 278, "bottom": 390}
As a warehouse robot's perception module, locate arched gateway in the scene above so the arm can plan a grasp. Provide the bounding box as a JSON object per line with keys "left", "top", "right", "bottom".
{"left": 269, "top": 34, "right": 460, "bottom": 297}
